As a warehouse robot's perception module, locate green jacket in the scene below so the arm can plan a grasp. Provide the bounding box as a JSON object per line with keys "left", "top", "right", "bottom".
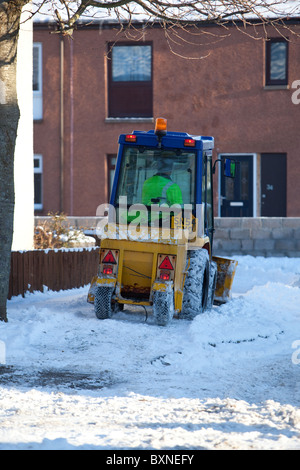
{"left": 142, "top": 174, "right": 183, "bottom": 207}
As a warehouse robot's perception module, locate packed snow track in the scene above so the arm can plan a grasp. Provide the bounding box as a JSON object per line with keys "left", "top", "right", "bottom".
{"left": 0, "top": 255, "right": 300, "bottom": 450}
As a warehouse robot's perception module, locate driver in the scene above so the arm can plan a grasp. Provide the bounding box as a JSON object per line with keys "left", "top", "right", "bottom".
{"left": 142, "top": 156, "right": 183, "bottom": 207}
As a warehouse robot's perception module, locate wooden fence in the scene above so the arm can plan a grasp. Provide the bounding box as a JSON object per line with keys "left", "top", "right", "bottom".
{"left": 8, "top": 248, "right": 99, "bottom": 299}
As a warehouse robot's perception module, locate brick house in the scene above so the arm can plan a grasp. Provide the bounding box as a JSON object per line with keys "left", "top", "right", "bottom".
{"left": 33, "top": 18, "right": 300, "bottom": 219}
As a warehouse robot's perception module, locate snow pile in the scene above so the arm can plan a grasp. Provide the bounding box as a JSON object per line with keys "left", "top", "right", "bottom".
{"left": 59, "top": 230, "right": 96, "bottom": 248}
{"left": 0, "top": 256, "right": 300, "bottom": 450}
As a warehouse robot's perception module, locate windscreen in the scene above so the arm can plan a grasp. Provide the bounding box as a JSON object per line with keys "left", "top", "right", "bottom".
{"left": 114, "top": 146, "right": 196, "bottom": 208}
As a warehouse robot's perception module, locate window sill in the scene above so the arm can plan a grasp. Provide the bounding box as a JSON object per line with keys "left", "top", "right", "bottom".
{"left": 105, "top": 117, "right": 154, "bottom": 123}
{"left": 264, "top": 85, "right": 289, "bottom": 90}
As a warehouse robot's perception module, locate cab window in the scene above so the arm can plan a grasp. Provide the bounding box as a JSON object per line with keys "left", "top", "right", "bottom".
{"left": 115, "top": 146, "right": 196, "bottom": 207}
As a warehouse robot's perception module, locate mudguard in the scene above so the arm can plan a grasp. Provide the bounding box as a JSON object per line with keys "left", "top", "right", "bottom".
{"left": 212, "top": 256, "right": 238, "bottom": 304}
{"left": 87, "top": 275, "right": 116, "bottom": 303}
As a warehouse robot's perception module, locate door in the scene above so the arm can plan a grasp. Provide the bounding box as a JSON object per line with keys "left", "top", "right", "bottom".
{"left": 220, "top": 154, "right": 254, "bottom": 217}
{"left": 261, "top": 153, "right": 287, "bottom": 216}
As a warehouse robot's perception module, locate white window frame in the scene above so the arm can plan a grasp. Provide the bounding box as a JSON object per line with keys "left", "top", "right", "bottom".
{"left": 33, "top": 42, "right": 43, "bottom": 120}
{"left": 34, "top": 154, "right": 43, "bottom": 210}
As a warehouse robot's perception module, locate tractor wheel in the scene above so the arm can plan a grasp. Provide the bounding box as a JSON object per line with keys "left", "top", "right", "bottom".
{"left": 207, "top": 260, "right": 217, "bottom": 310}
{"left": 181, "top": 249, "right": 210, "bottom": 319}
{"left": 94, "top": 286, "right": 113, "bottom": 320}
{"left": 153, "top": 290, "right": 174, "bottom": 326}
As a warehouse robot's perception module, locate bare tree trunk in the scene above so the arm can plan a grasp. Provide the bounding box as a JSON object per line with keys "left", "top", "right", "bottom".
{"left": 0, "top": 0, "right": 26, "bottom": 322}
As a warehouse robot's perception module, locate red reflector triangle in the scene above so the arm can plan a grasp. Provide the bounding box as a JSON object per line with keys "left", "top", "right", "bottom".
{"left": 102, "top": 250, "right": 116, "bottom": 264}
{"left": 159, "top": 256, "right": 173, "bottom": 270}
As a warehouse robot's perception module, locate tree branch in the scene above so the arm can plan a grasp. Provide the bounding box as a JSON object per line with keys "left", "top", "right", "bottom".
{"left": 32, "top": 0, "right": 300, "bottom": 40}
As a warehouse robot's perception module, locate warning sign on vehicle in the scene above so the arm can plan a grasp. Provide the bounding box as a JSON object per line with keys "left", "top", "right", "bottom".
{"left": 102, "top": 250, "right": 117, "bottom": 264}
{"left": 158, "top": 255, "right": 174, "bottom": 270}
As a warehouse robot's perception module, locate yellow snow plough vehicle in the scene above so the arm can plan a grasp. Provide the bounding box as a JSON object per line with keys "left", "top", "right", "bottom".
{"left": 88, "top": 118, "right": 238, "bottom": 325}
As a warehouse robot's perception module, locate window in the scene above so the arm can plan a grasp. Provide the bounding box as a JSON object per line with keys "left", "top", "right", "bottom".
{"left": 265, "top": 38, "right": 288, "bottom": 86}
{"left": 112, "top": 46, "right": 151, "bottom": 82}
{"left": 115, "top": 147, "right": 196, "bottom": 206}
{"left": 107, "top": 43, "right": 153, "bottom": 118}
{"left": 34, "top": 155, "right": 43, "bottom": 210}
{"left": 33, "top": 43, "right": 43, "bottom": 119}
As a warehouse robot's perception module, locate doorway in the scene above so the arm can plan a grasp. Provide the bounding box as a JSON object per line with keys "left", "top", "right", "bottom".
{"left": 219, "top": 154, "right": 256, "bottom": 217}
{"left": 261, "top": 153, "right": 287, "bottom": 216}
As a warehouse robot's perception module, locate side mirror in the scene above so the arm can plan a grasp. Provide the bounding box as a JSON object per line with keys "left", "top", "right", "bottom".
{"left": 224, "top": 158, "right": 237, "bottom": 178}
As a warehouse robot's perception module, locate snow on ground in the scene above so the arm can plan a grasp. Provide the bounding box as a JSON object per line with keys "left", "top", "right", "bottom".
{"left": 0, "top": 255, "right": 300, "bottom": 450}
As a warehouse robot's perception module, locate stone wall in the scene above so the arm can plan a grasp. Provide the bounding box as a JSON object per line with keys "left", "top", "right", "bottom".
{"left": 35, "top": 217, "right": 300, "bottom": 257}
{"left": 213, "top": 218, "right": 300, "bottom": 257}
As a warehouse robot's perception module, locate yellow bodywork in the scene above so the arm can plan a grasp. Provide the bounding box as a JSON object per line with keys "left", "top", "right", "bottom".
{"left": 88, "top": 223, "right": 210, "bottom": 312}
{"left": 88, "top": 223, "right": 238, "bottom": 313}
{"left": 213, "top": 256, "right": 238, "bottom": 304}
{"left": 88, "top": 233, "right": 188, "bottom": 313}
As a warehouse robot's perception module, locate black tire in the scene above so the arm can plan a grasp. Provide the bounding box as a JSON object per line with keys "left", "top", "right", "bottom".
{"left": 181, "top": 249, "right": 210, "bottom": 319}
{"left": 94, "top": 286, "right": 113, "bottom": 319}
{"left": 207, "top": 261, "right": 217, "bottom": 310}
{"left": 153, "top": 290, "right": 174, "bottom": 326}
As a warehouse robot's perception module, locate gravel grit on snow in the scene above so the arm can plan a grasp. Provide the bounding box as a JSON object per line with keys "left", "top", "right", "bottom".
{"left": 0, "top": 255, "right": 300, "bottom": 451}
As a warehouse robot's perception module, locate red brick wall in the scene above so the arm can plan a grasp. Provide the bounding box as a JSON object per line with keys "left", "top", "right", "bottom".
{"left": 34, "top": 22, "right": 300, "bottom": 217}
